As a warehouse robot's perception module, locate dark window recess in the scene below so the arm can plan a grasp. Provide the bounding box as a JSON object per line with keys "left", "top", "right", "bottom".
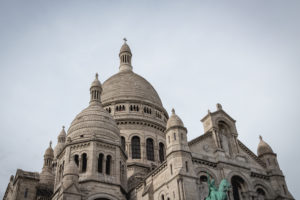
{"left": 74, "top": 155, "right": 79, "bottom": 166}
{"left": 82, "top": 153, "right": 87, "bottom": 172}
{"left": 146, "top": 138, "right": 155, "bottom": 161}
{"left": 131, "top": 136, "right": 141, "bottom": 159}
{"left": 159, "top": 143, "right": 165, "bottom": 162}
{"left": 98, "top": 154, "right": 103, "bottom": 173}
{"left": 121, "top": 136, "right": 126, "bottom": 150}
{"left": 106, "top": 155, "right": 111, "bottom": 175}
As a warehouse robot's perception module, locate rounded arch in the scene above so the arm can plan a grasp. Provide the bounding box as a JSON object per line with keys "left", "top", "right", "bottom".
{"left": 194, "top": 167, "right": 219, "bottom": 184}
{"left": 226, "top": 171, "right": 251, "bottom": 190}
{"left": 128, "top": 132, "right": 143, "bottom": 141}
{"left": 227, "top": 171, "right": 250, "bottom": 200}
{"left": 131, "top": 136, "right": 141, "bottom": 159}
{"left": 158, "top": 190, "right": 166, "bottom": 200}
{"left": 253, "top": 180, "right": 272, "bottom": 199}
{"left": 87, "top": 192, "right": 119, "bottom": 200}
{"left": 215, "top": 117, "right": 234, "bottom": 134}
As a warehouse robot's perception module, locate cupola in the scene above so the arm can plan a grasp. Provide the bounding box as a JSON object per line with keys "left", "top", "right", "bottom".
{"left": 166, "top": 108, "right": 184, "bottom": 130}
{"left": 257, "top": 135, "right": 274, "bottom": 156}
{"left": 90, "top": 73, "right": 102, "bottom": 104}
{"left": 119, "top": 38, "right": 132, "bottom": 72}
{"left": 40, "top": 141, "right": 54, "bottom": 185}
{"left": 166, "top": 108, "right": 189, "bottom": 156}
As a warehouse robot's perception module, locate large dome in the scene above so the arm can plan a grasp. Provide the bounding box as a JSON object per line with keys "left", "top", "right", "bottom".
{"left": 102, "top": 70, "right": 163, "bottom": 107}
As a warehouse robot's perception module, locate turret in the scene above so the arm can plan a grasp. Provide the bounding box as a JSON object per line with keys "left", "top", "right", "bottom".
{"left": 166, "top": 109, "right": 194, "bottom": 176}
{"left": 119, "top": 38, "right": 132, "bottom": 72}
{"left": 166, "top": 109, "right": 189, "bottom": 155}
{"left": 257, "top": 135, "right": 294, "bottom": 199}
{"left": 40, "top": 141, "right": 55, "bottom": 186}
{"left": 257, "top": 135, "right": 279, "bottom": 170}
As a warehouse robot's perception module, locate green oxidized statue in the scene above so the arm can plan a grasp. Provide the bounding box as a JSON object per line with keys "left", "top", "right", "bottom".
{"left": 205, "top": 174, "right": 231, "bottom": 200}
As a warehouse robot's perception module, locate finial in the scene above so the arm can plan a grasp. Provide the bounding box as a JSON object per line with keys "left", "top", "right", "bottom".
{"left": 216, "top": 103, "right": 222, "bottom": 110}
{"left": 208, "top": 109, "right": 211, "bottom": 114}
{"left": 123, "top": 37, "right": 127, "bottom": 43}
{"left": 62, "top": 125, "right": 65, "bottom": 129}
{"left": 259, "top": 135, "right": 262, "bottom": 140}
{"left": 171, "top": 108, "right": 175, "bottom": 114}
{"left": 95, "top": 73, "right": 99, "bottom": 80}
{"left": 49, "top": 141, "right": 52, "bottom": 147}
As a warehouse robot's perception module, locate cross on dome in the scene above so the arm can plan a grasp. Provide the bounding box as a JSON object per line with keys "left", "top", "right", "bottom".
{"left": 123, "top": 37, "right": 127, "bottom": 43}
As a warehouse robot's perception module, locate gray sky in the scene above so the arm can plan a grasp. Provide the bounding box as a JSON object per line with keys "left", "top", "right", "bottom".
{"left": 0, "top": 0, "right": 299, "bottom": 198}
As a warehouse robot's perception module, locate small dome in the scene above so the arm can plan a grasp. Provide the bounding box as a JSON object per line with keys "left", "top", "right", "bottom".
{"left": 91, "top": 73, "right": 102, "bottom": 88}
{"left": 119, "top": 41, "right": 132, "bottom": 55}
{"left": 68, "top": 102, "right": 120, "bottom": 142}
{"left": 166, "top": 109, "right": 184, "bottom": 130}
{"left": 44, "top": 142, "right": 54, "bottom": 158}
{"left": 257, "top": 135, "right": 274, "bottom": 156}
{"left": 64, "top": 160, "right": 79, "bottom": 176}
{"left": 58, "top": 126, "right": 66, "bottom": 139}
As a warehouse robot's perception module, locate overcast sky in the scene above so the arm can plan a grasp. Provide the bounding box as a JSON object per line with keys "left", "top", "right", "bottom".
{"left": 0, "top": 0, "right": 299, "bottom": 199}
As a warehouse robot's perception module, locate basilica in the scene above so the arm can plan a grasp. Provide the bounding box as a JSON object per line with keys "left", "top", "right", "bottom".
{"left": 3, "top": 41, "right": 294, "bottom": 200}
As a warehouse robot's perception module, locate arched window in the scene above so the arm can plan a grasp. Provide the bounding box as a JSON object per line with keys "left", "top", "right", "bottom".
{"left": 121, "top": 136, "right": 126, "bottom": 150}
{"left": 146, "top": 138, "right": 154, "bottom": 161}
{"left": 98, "top": 153, "right": 104, "bottom": 173}
{"left": 257, "top": 188, "right": 266, "bottom": 200}
{"left": 74, "top": 154, "right": 79, "bottom": 166}
{"left": 200, "top": 175, "right": 208, "bottom": 183}
{"left": 82, "top": 153, "right": 87, "bottom": 172}
{"left": 106, "top": 155, "right": 111, "bottom": 175}
{"left": 174, "top": 132, "right": 176, "bottom": 140}
{"left": 231, "top": 176, "right": 246, "bottom": 200}
{"left": 161, "top": 194, "right": 165, "bottom": 200}
{"left": 159, "top": 143, "right": 165, "bottom": 162}
{"left": 131, "top": 136, "right": 141, "bottom": 159}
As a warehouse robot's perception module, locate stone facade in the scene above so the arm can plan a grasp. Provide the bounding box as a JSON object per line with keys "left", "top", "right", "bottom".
{"left": 3, "top": 40, "right": 294, "bottom": 200}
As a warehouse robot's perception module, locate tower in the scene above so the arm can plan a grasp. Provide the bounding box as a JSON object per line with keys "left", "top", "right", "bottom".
{"left": 257, "top": 136, "right": 293, "bottom": 199}
{"left": 101, "top": 40, "right": 168, "bottom": 191}
{"left": 165, "top": 109, "right": 197, "bottom": 200}
{"left": 39, "top": 141, "right": 54, "bottom": 186}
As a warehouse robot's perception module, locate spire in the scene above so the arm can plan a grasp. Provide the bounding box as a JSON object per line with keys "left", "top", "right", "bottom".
{"left": 90, "top": 73, "right": 102, "bottom": 104}
{"left": 119, "top": 38, "right": 132, "bottom": 72}
{"left": 171, "top": 108, "right": 175, "bottom": 115}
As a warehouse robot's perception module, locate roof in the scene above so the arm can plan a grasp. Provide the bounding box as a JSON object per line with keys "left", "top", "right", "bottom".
{"left": 102, "top": 70, "right": 163, "bottom": 107}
